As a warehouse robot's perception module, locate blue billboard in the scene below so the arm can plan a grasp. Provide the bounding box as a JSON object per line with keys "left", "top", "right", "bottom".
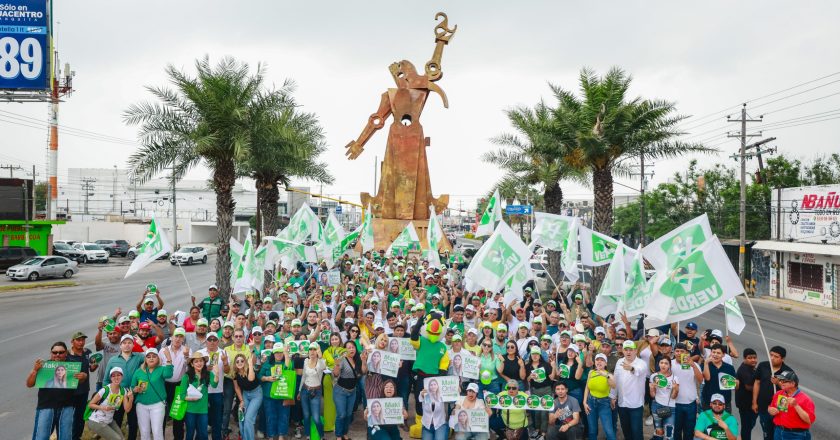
{"left": 0, "top": 0, "right": 50, "bottom": 90}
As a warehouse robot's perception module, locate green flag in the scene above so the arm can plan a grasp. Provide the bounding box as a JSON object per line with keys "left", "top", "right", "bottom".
{"left": 359, "top": 205, "right": 374, "bottom": 252}
{"left": 724, "top": 296, "right": 746, "bottom": 335}
{"left": 387, "top": 222, "right": 420, "bottom": 256}
{"left": 642, "top": 214, "right": 712, "bottom": 271}
{"left": 278, "top": 203, "right": 324, "bottom": 245}
{"left": 233, "top": 230, "right": 263, "bottom": 293}
{"left": 475, "top": 189, "right": 502, "bottom": 237}
{"left": 320, "top": 213, "right": 346, "bottom": 268}
{"left": 464, "top": 221, "right": 532, "bottom": 306}
{"left": 125, "top": 215, "right": 172, "bottom": 278}
{"left": 426, "top": 205, "right": 444, "bottom": 268}
{"left": 593, "top": 246, "right": 625, "bottom": 317}
{"left": 229, "top": 237, "right": 244, "bottom": 285}
{"left": 619, "top": 246, "right": 651, "bottom": 318}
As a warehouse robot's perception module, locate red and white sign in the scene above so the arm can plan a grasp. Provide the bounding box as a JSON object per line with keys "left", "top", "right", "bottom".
{"left": 772, "top": 184, "right": 840, "bottom": 244}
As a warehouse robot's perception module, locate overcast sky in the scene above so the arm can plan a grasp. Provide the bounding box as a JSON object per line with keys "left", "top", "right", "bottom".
{"left": 3, "top": 1, "right": 840, "bottom": 210}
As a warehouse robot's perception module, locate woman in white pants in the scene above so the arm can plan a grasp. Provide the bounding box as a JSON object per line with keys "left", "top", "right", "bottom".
{"left": 130, "top": 348, "right": 174, "bottom": 440}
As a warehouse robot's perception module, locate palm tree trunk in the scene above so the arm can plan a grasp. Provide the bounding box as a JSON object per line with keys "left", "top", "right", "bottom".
{"left": 543, "top": 182, "right": 564, "bottom": 294}
{"left": 257, "top": 177, "right": 279, "bottom": 238}
{"left": 214, "top": 159, "right": 236, "bottom": 299}
{"left": 591, "top": 167, "right": 614, "bottom": 296}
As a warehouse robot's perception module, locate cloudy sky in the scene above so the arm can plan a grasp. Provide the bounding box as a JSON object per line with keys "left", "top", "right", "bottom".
{"left": 2, "top": 1, "right": 840, "bottom": 210}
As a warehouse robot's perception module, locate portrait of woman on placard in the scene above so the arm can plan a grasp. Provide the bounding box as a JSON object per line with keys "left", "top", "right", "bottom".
{"left": 451, "top": 354, "right": 463, "bottom": 377}
{"left": 367, "top": 400, "right": 386, "bottom": 426}
{"left": 368, "top": 350, "right": 382, "bottom": 374}
{"left": 388, "top": 338, "right": 400, "bottom": 354}
{"left": 46, "top": 365, "right": 68, "bottom": 388}
{"left": 453, "top": 409, "right": 471, "bottom": 432}
{"left": 426, "top": 378, "right": 443, "bottom": 403}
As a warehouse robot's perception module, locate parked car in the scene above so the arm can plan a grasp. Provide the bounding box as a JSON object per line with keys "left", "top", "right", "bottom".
{"left": 72, "top": 243, "right": 110, "bottom": 264}
{"left": 53, "top": 242, "right": 85, "bottom": 261}
{"left": 0, "top": 246, "right": 38, "bottom": 272}
{"left": 94, "top": 239, "right": 130, "bottom": 257}
{"left": 6, "top": 256, "right": 78, "bottom": 281}
{"left": 169, "top": 246, "right": 208, "bottom": 265}
{"left": 126, "top": 245, "right": 169, "bottom": 260}
{"left": 530, "top": 260, "right": 550, "bottom": 294}
{"left": 53, "top": 240, "right": 78, "bottom": 246}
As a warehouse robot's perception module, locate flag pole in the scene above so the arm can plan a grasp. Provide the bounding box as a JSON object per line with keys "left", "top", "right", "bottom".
{"left": 740, "top": 293, "right": 776, "bottom": 389}
{"left": 174, "top": 258, "right": 195, "bottom": 298}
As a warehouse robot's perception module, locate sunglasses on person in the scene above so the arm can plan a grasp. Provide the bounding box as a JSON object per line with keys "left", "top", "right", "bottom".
{"left": 508, "top": 386, "right": 518, "bottom": 391}
{"left": 235, "top": 359, "right": 246, "bottom": 364}
{"left": 710, "top": 401, "right": 725, "bottom": 406}
{"left": 482, "top": 344, "right": 492, "bottom": 348}
{"left": 507, "top": 346, "right": 516, "bottom": 350}
{"left": 52, "top": 350, "right": 67, "bottom": 355}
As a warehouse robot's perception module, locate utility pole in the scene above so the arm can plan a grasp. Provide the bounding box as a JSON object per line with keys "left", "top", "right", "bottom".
{"left": 31, "top": 165, "right": 37, "bottom": 219}
{"left": 0, "top": 164, "right": 23, "bottom": 178}
{"left": 48, "top": 59, "right": 75, "bottom": 221}
{"left": 23, "top": 181, "right": 29, "bottom": 246}
{"left": 728, "top": 104, "right": 763, "bottom": 285}
{"left": 171, "top": 166, "right": 178, "bottom": 250}
{"left": 112, "top": 165, "right": 118, "bottom": 214}
{"left": 639, "top": 152, "right": 645, "bottom": 246}
{"left": 81, "top": 178, "right": 96, "bottom": 215}
{"left": 744, "top": 137, "right": 777, "bottom": 184}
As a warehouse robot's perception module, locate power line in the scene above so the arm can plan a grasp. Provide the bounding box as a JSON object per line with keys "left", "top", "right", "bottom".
{"left": 0, "top": 109, "right": 137, "bottom": 144}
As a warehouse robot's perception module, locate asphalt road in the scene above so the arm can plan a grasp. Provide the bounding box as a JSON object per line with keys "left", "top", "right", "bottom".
{"left": 0, "top": 256, "right": 216, "bottom": 440}
{"left": 692, "top": 296, "right": 839, "bottom": 440}
{"left": 1, "top": 256, "right": 837, "bottom": 439}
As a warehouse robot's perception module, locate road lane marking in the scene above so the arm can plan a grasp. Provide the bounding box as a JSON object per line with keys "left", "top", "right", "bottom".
{"left": 694, "top": 315, "right": 840, "bottom": 363}
{"left": 0, "top": 324, "right": 58, "bottom": 345}
{"left": 800, "top": 385, "right": 840, "bottom": 409}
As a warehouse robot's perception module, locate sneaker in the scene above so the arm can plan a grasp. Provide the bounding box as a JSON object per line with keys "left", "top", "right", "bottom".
{"left": 646, "top": 415, "right": 654, "bottom": 426}
{"left": 295, "top": 426, "right": 302, "bottom": 438}
{"left": 257, "top": 432, "right": 265, "bottom": 439}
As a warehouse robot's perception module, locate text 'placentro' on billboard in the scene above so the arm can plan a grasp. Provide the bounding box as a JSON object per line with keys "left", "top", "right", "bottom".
{"left": 0, "top": 0, "right": 50, "bottom": 91}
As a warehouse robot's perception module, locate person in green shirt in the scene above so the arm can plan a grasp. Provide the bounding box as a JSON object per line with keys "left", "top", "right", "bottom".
{"left": 181, "top": 351, "right": 221, "bottom": 440}
{"left": 695, "top": 393, "right": 739, "bottom": 440}
{"left": 130, "top": 348, "right": 173, "bottom": 440}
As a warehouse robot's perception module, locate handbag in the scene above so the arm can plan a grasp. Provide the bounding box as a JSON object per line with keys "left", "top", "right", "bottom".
{"left": 269, "top": 365, "right": 297, "bottom": 400}
{"left": 503, "top": 403, "right": 526, "bottom": 440}
{"left": 654, "top": 375, "right": 673, "bottom": 420}
{"left": 169, "top": 385, "right": 187, "bottom": 421}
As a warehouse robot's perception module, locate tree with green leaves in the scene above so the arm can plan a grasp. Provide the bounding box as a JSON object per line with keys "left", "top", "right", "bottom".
{"left": 125, "top": 56, "right": 276, "bottom": 296}
{"left": 242, "top": 93, "right": 333, "bottom": 239}
{"left": 483, "top": 101, "right": 585, "bottom": 279}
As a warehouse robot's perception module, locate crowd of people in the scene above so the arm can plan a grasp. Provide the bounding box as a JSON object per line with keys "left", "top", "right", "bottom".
{"left": 28, "top": 250, "right": 817, "bottom": 440}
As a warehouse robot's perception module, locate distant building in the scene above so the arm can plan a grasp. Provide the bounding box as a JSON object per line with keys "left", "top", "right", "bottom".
{"left": 752, "top": 184, "right": 840, "bottom": 309}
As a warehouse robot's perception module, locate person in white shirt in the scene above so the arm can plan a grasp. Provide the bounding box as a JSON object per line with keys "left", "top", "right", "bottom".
{"left": 161, "top": 328, "right": 191, "bottom": 440}
{"left": 671, "top": 342, "right": 703, "bottom": 440}
{"left": 197, "top": 333, "right": 229, "bottom": 440}
{"left": 614, "top": 340, "right": 647, "bottom": 440}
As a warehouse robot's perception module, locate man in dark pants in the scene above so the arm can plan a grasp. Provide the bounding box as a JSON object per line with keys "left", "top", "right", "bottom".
{"left": 753, "top": 346, "right": 793, "bottom": 440}
{"left": 66, "top": 332, "right": 94, "bottom": 440}
{"left": 736, "top": 348, "right": 758, "bottom": 440}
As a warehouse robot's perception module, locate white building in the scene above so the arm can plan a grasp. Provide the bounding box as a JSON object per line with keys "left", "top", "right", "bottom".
{"left": 752, "top": 184, "right": 840, "bottom": 310}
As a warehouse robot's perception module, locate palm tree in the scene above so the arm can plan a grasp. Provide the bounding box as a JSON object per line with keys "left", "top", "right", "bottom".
{"left": 483, "top": 101, "right": 586, "bottom": 281}
{"left": 243, "top": 98, "right": 334, "bottom": 239}
{"left": 551, "top": 67, "right": 715, "bottom": 291}
{"left": 125, "top": 56, "right": 271, "bottom": 296}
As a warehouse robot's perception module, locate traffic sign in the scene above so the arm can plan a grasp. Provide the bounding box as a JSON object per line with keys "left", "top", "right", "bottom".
{"left": 335, "top": 205, "right": 342, "bottom": 214}
{"left": 505, "top": 205, "right": 532, "bottom": 215}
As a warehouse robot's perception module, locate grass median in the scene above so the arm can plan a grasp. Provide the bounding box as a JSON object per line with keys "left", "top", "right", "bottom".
{"left": 0, "top": 280, "right": 78, "bottom": 292}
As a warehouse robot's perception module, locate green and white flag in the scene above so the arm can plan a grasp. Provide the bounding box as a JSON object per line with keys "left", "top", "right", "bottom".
{"left": 125, "top": 215, "right": 173, "bottom": 278}
{"left": 359, "top": 205, "right": 374, "bottom": 252}
{"left": 464, "top": 221, "right": 532, "bottom": 306}
{"left": 265, "top": 237, "right": 318, "bottom": 271}
{"left": 320, "top": 213, "right": 346, "bottom": 268}
{"left": 387, "top": 222, "right": 420, "bottom": 256}
{"left": 427, "top": 205, "right": 444, "bottom": 268}
{"left": 475, "top": 189, "right": 502, "bottom": 238}
{"left": 229, "top": 237, "right": 244, "bottom": 285}
{"left": 560, "top": 217, "right": 579, "bottom": 283}
{"left": 593, "top": 246, "right": 625, "bottom": 317}
{"left": 642, "top": 214, "right": 712, "bottom": 271}
{"left": 528, "top": 212, "right": 575, "bottom": 251}
{"left": 644, "top": 236, "right": 745, "bottom": 325}
{"left": 724, "top": 296, "right": 746, "bottom": 335}
{"left": 579, "top": 225, "right": 636, "bottom": 268}
{"left": 278, "top": 203, "right": 324, "bottom": 244}
{"left": 618, "top": 246, "right": 652, "bottom": 318}
{"left": 233, "top": 230, "right": 264, "bottom": 293}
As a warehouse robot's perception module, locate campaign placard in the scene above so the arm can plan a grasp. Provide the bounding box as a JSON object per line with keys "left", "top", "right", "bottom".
{"left": 460, "top": 353, "right": 480, "bottom": 380}
{"left": 484, "top": 392, "right": 555, "bottom": 411}
{"left": 424, "top": 375, "right": 460, "bottom": 403}
{"left": 326, "top": 270, "right": 342, "bottom": 286}
{"left": 368, "top": 349, "right": 400, "bottom": 377}
{"left": 392, "top": 337, "right": 416, "bottom": 360}
{"left": 35, "top": 361, "right": 82, "bottom": 389}
{"left": 718, "top": 373, "right": 736, "bottom": 390}
{"left": 287, "top": 340, "right": 311, "bottom": 355}
{"left": 367, "top": 398, "right": 404, "bottom": 425}
{"left": 449, "top": 408, "right": 489, "bottom": 433}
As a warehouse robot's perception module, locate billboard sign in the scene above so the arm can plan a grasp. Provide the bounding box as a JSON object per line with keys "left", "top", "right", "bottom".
{"left": 0, "top": 0, "right": 50, "bottom": 90}
{"left": 771, "top": 184, "right": 840, "bottom": 244}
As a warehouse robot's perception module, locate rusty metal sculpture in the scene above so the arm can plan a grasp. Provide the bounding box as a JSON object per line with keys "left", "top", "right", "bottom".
{"left": 345, "top": 12, "right": 456, "bottom": 225}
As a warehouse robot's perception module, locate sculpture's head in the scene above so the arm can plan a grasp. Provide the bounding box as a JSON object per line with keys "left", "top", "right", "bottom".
{"left": 424, "top": 310, "right": 446, "bottom": 343}
{"left": 389, "top": 60, "right": 425, "bottom": 87}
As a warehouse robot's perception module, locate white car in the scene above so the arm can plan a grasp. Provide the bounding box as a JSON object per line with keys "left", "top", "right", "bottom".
{"left": 6, "top": 256, "right": 78, "bottom": 281}
{"left": 170, "top": 246, "right": 208, "bottom": 265}
{"left": 72, "top": 243, "right": 110, "bottom": 264}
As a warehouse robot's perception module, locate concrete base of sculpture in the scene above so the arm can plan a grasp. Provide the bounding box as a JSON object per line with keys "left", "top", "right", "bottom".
{"left": 365, "top": 217, "right": 452, "bottom": 253}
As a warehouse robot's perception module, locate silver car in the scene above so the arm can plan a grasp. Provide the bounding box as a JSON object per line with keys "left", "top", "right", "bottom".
{"left": 6, "top": 256, "right": 79, "bottom": 281}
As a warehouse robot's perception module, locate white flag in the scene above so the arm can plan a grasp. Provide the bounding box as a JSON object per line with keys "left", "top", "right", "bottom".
{"left": 528, "top": 212, "right": 576, "bottom": 251}
{"left": 233, "top": 231, "right": 263, "bottom": 294}
{"left": 359, "top": 205, "right": 374, "bottom": 252}
{"left": 642, "top": 213, "right": 713, "bottom": 271}
{"left": 475, "top": 189, "right": 502, "bottom": 237}
{"left": 644, "top": 236, "right": 745, "bottom": 325}
{"left": 320, "top": 213, "right": 346, "bottom": 268}
{"left": 618, "top": 246, "right": 651, "bottom": 318}
{"left": 578, "top": 225, "right": 636, "bottom": 268}
{"left": 464, "top": 221, "right": 532, "bottom": 304}
{"left": 125, "top": 215, "right": 173, "bottom": 278}
{"left": 387, "top": 222, "right": 421, "bottom": 256}
{"left": 229, "top": 237, "right": 244, "bottom": 285}
{"left": 265, "top": 237, "right": 318, "bottom": 271}
{"left": 593, "top": 246, "right": 625, "bottom": 317}
{"left": 724, "top": 296, "right": 746, "bottom": 335}
{"left": 561, "top": 217, "right": 579, "bottom": 283}
{"left": 427, "top": 205, "right": 444, "bottom": 268}
{"left": 278, "top": 203, "right": 324, "bottom": 244}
